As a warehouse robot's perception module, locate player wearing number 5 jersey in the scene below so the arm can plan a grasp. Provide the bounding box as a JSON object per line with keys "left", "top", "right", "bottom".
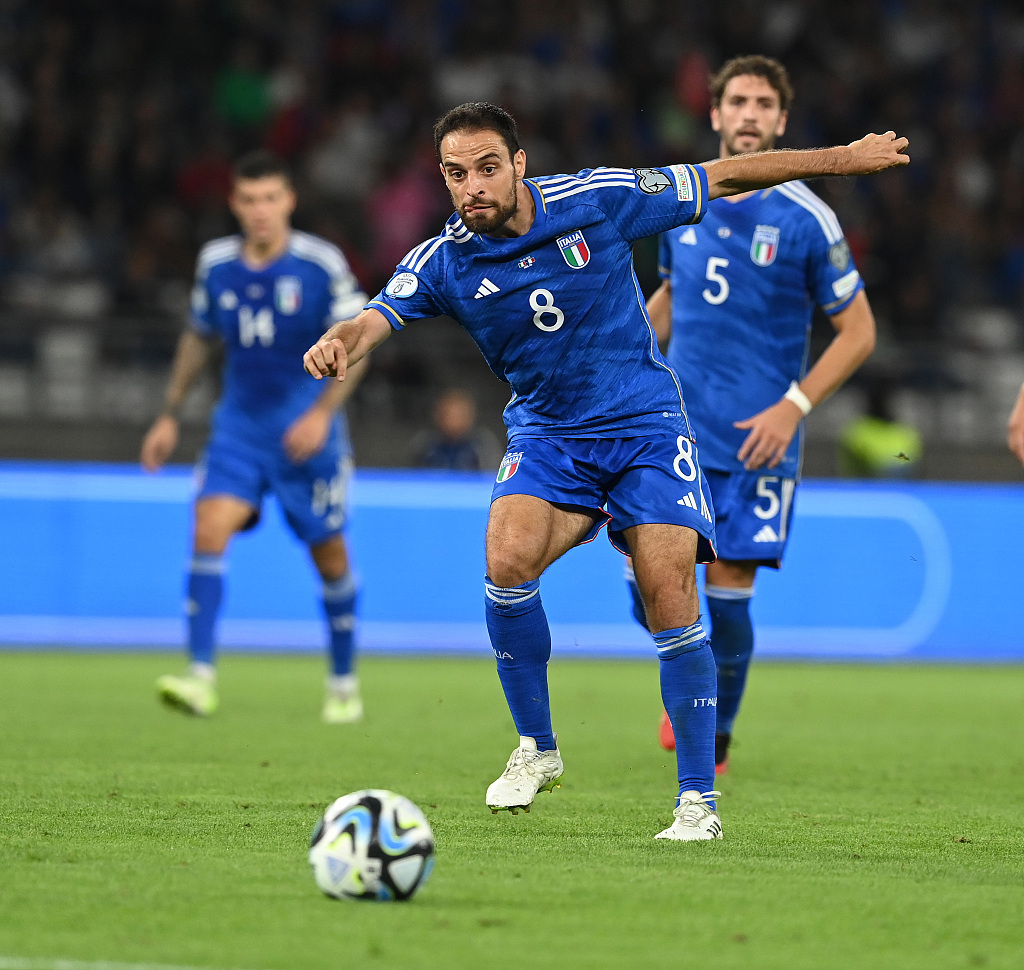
{"left": 141, "top": 151, "right": 369, "bottom": 724}
{"left": 628, "top": 57, "right": 879, "bottom": 767}
{"left": 304, "top": 102, "right": 908, "bottom": 840}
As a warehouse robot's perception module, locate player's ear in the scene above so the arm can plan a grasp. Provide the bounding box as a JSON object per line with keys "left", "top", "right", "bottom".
{"left": 710, "top": 105, "right": 722, "bottom": 134}
{"left": 775, "top": 110, "right": 789, "bottom": 139}
{"left": 513, "top": 148, "right": 527, "bottom": 179}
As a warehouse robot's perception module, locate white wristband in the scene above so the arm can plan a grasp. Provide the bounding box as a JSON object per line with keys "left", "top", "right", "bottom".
{"left": 784, "top": 381, "right": 813, "bottom": 417}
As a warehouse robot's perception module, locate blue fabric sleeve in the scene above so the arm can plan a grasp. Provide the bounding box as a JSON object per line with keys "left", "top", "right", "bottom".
{"left": 365, "top": 247, "right": 450, "bottom": 330}
{"left": 599, "top": 163, "right": 708, "bottom": 243}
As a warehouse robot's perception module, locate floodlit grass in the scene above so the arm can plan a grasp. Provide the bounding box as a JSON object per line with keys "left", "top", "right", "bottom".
{"left": 1, "top": 653, "right": 1022, "bottom": 970}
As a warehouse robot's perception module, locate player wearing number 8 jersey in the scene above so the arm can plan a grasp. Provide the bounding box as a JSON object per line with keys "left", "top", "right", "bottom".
{"left": 304, "top": 102, "right": 909, "bottom": 840}
{"left": 628, "top": 57, "right": 880, "bottom": 766}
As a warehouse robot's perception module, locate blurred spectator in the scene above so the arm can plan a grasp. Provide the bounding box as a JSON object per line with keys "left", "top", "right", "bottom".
{"left": 838, "top": 379, "right": 923, "bottom": 478}
{"left": 411, "top": 388, "right": 503, "bottom": 472}
{"left": 0, "top": 0, "right": 1021, "bottom": 461}
{"left": 214, "top": 40, "right": 271, "bottom": 130}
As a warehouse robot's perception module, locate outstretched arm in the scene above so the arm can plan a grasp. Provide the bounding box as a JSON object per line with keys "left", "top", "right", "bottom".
{"left": 735, "top": 291, "right": 876, "bottom": 470}
{"left": 303, "top": 307, "right": 393, "bottom": 382}
{"left": 703, "top": 132, "right": 909, "bottom": 201}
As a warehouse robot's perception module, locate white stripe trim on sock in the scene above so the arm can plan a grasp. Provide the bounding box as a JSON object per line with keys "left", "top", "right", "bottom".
{"left": 705, "top": 584, "right": 754, "bottom": 600}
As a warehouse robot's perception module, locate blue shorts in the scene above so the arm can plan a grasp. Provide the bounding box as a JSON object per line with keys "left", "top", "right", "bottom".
{"left": 196, "top": 427, "right": 352, "bottom": 547}
{"left": 704, "top": 468, "right": 797, "bottom": 567}
{"left": 491, "top": 435, "right": 717, "bottom": 563}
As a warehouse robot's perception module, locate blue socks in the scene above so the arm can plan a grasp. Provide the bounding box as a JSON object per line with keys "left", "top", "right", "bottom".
{"left": 186, "top": 554, "right": 224, "bottom": 665}
{"left": 706, "top": 585, "right": 755, "bottom": 735}
{"left": 655, "top": 621, "right": 718, "bottom": 804}
{"left": 322, "top": 571, "right": 358, "bottom": 676}
{"left": 485, "top": 577, "right": 556, "bottom": 751}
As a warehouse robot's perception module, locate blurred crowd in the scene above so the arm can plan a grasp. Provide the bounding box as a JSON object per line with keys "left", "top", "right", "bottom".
{"left": 0, "top": 0, "right": 1023, "bottom": 441}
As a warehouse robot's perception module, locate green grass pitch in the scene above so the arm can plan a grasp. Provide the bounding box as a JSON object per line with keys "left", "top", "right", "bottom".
{"left": 1, "top": 652, "right": 1022, "bottom": 970}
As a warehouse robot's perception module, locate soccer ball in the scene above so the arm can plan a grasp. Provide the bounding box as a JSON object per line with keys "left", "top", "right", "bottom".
{"left": 309, "top": 789, "right": 435, "bottom": 901}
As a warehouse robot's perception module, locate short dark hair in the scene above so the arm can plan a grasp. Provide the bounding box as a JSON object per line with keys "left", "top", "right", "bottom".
{"left": 433, "top": 102, "right": 521, "bottom": 160}
{"left": 709, "top": 55, "right": 794, "bottom": 112}
{"left": 233, "top": 149, "right": 291, "bottom": 184}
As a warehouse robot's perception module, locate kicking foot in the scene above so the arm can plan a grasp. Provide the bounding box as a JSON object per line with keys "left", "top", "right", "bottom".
{"left": 485, "top": 736, "right": 563, "bottom": 814}
{"left": 654, "top": 790, "right": 723, "bottom": 841}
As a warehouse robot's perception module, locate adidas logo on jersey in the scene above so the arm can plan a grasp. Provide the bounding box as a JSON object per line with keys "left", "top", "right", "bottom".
{"left": 678, "top": 227, "right": 697, "bottom": 245}
{"left": 753, "top": 525, "right": 780, "bottom": 543}
{"left": 676, "top": 493, "right": 698, "bottom": 510}
{"left": 474, "top": 278, "right": 500, "bottom": 299}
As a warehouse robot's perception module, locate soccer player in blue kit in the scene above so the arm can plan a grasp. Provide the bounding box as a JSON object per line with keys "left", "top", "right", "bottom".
{"left": 629, "top": 57, "right": 879, "bottom": 769}
{"left": 141, "top": 151, "right": 370, "bottom": 724}
{"left": 304, "top": 103, "right": 908, "bottom": 839}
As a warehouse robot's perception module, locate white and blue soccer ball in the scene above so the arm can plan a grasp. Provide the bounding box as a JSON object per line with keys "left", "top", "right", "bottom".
{"left": 309, "top": 789, "right": 435, "bottom": 902}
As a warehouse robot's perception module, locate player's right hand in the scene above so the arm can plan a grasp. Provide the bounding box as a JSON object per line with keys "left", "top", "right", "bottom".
{"left": 140, "top": 414, "right": 179, "bottom": 472}
{"left": 303, "top": 336, "right": 348, "bottom": 381}
{"left": 843, "top": 131, "right": 910, "bottom": 175}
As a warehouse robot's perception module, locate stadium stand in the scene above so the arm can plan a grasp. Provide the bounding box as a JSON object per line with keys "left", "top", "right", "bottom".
{"left": 0, "top": 0, "right": 1022, "bottom": 474}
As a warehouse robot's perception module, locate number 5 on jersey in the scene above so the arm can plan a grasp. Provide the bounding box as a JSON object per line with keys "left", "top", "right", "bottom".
{"left": 702, "top": 257, "right": 729, "bottom": 305}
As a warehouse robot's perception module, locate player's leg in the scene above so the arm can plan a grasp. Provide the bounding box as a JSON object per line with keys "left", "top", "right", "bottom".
{"left": 626, "top": 522, "right": 722, "bottom": 840}
{"left": 604, "top": 434, "right": 720, "bottom": 838}
{"left": 274, "top": 437, "right": 360, "bottom": 722}
{"left": 484, "top": 493, "right": 600, "bottom": 812}
{"left": 704, "top": 557, "right": 757, "bottom": 772}
{"left": 310, "top": 533, "right": 362, "bottom": 724}
{"left": 157, "top": 494, "right": 255, "bottom": 716}
{"left": 701, "top": 469, "right": 795, "bottom": 769}
{"left": 626, "top": 524, "right": 718, "bottom": 783}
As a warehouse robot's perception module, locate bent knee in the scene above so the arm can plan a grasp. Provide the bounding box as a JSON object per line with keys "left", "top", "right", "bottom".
{"left": 485, "top": 550, "right": 543, "bottom": 589}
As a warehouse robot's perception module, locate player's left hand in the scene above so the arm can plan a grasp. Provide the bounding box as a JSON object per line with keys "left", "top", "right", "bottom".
{"left": 283, "top": 408, "right": 331, "bottom": 464}
{"left": 734, "top": 399, "right": 804, "bottom": 470}
{"left": 843, "top": 131, "right": 910, "bottom": 174}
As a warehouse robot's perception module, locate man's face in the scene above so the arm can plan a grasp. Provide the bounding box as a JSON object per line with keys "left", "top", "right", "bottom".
{"left": 439, "top": 129, "right": 526, "bottom": 234}
{"left": 229, "top": 175, "right": 296, "bottom": 244}
{"left": 711, "top": 74, "right": 788, "bottom": 156}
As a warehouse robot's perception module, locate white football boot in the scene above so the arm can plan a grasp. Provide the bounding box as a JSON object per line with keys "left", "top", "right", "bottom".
{"left": 322, "top": 675, "right": 364, "bottom": 724}
{"left": 485, "top": 736, "right": 563, "bottom": 814}
{"left": 654, "top": 790, "right": 724, "bottom": 841}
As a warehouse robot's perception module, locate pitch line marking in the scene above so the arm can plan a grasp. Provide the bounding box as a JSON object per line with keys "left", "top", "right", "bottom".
{"left": 0, "top": 958, "right": 282, "bottom": 970}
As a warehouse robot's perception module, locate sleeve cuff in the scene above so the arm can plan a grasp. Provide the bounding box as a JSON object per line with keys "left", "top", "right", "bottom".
{"left": 367, "top": 299, "right": 406, "bottom": 329}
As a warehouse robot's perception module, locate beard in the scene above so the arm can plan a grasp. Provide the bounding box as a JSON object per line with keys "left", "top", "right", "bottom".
{"left": 455, "top": 180, "right": 519, "bottom": 233}
{"left": 724, "top": 128, "right": 777, "bottom": 156}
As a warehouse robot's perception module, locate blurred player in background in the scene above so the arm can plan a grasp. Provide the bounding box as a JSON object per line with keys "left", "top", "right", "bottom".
{"left": 627, "top": 56, "right": 877, "bottom": 768}
{"left": 141, "top": 150, "right": 369, "bottom": 723}
{"left": 304, "top": 102, "right": 907, "bottom": 840}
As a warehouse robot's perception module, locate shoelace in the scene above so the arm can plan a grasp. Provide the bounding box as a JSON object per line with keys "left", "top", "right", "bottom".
{"left": 502, "top": 745, "right": 551, "bottom": 781}
{"left": 674, "top": 790, "right": 722, "bottom": 822}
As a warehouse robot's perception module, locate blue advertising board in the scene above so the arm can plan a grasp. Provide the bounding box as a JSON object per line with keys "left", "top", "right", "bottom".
{"left": 0, "top": 462, "right": 1021, "bottom": 660}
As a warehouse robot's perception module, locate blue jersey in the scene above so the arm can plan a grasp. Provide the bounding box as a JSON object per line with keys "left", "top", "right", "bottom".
{"left": 191, "top": 231, "right": 367, "bottom": 448}
{"left": 367, "top": 165, "right": 709, "bottom": 439}
{"left": 661, "top": 180, "right": 863, "bottom": 478}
